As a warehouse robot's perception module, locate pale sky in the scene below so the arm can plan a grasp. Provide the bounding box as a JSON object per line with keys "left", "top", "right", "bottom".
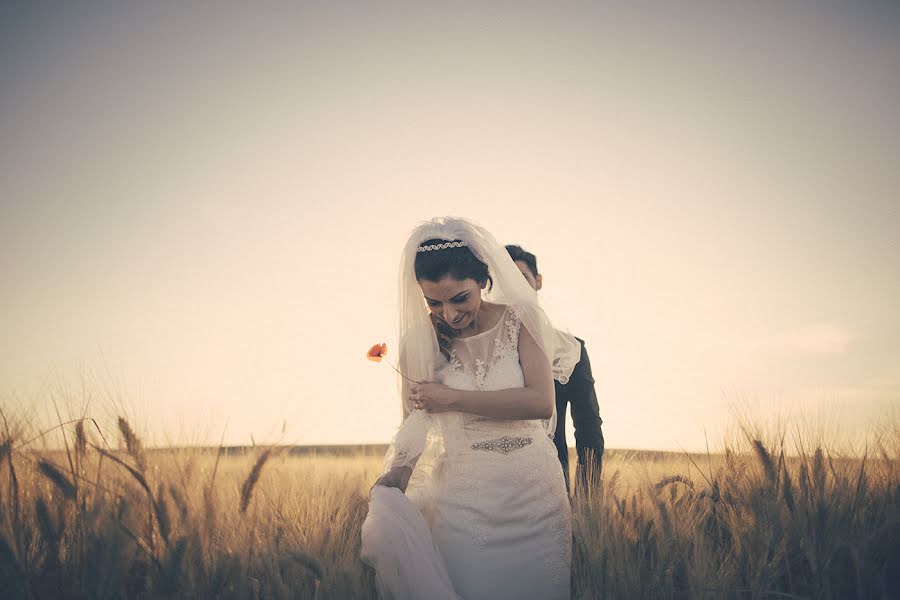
{"left": 2, "top": 1, "right": 898, "bottom": 451}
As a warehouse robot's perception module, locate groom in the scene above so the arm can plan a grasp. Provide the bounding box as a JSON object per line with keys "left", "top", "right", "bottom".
{"left": 506, "top": 244, "right": 605, "bottom": 493}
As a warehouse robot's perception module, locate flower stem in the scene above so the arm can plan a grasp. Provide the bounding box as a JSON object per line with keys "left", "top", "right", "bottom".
{"left": 385, "top": 360, "right": 419, "bottom": 384}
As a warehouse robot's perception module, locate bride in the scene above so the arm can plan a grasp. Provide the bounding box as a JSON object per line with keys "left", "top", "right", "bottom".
{"left": 361, "top": 217, "right": 581, "bottom": 600}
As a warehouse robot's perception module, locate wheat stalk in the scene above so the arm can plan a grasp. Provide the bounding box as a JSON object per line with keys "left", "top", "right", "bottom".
{"left": 155, "top": 483, "right": 171, "bottom": 544}
{"left": 240, "top": 449, "right": 272, "bottom": 514}
{"left": 35, "top": 495, "right": 61, "bottom": 544}
{"left": 781, "top": 464, "right": 795, "bottom": 513}
{"left": 655, "top": 474, "right": 695, "bottom": 491}
{"left": 752, "top": 439, "right": 778, "bottom": 487}
{"left": 117, "top": 417, "right": 147, "bottom": 472}
{"left": 38, "top": 460, "right": 77, "bottom": 501}
{"left": 74, "top": 421, "right": 87, "bottom": 459}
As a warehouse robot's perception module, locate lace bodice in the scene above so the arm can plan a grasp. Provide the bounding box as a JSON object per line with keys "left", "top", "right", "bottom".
{"left": 434, "top": 304, "right": 542, "bottom": 450}
{"left": 439, "top": 304, "right": 525, "bottom": 392}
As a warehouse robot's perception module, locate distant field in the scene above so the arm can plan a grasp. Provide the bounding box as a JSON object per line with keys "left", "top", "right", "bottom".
{"left": 1, "top": 418, "right": 897, "bottom": 598}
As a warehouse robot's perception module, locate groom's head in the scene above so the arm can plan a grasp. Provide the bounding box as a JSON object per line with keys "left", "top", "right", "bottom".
{"left": 505, "top": 244, "right": 542, "bottom": 291}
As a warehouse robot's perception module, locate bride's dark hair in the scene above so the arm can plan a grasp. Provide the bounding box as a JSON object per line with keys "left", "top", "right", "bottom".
{"left": 414, "top": 239, "right": 493, "bottom": 359}
{"left": 413, "top": 239, "right": 492, "bottom": 288}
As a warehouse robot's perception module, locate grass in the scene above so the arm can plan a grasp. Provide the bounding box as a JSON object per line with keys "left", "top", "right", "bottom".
{"left": 0, "top": 413, "right": 897, "bottom": 599}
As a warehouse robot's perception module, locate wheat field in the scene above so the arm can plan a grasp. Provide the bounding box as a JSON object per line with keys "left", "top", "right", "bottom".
{"left": 0, "top": 415, "right": 897, "bottom": 599}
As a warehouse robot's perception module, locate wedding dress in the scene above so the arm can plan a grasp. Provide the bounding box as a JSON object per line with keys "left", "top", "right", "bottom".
{"left": 362, "top": 304, "right": 572, "bottom": 600}
{"left": 360, "top": 217, "right": 579, "bottom": 600}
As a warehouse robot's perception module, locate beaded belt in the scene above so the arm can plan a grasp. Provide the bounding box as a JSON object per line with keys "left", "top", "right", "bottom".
{"left": 471, "top": 436, "right": 533, "bottom": 454}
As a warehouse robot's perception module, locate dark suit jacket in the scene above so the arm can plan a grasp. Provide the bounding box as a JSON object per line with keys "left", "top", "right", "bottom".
{"left": 554, "top": 337, "right": 604, "bottom": 492}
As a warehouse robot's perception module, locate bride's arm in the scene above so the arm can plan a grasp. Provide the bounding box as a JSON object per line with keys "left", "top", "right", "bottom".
{"left": 374, "top": 377, "right": 419, "bottom": 492}
{"left": 410, "top": 326, "right": 554, "bottom": 420}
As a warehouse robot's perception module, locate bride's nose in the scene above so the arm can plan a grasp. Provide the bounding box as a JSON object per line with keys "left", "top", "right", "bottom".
{"left": 444, "top": 308, "right": 457, "bottom": 322}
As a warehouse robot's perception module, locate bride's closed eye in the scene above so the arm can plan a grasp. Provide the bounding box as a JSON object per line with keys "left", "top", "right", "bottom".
{"left": 427, "top": 295, "right": 468, "bottom": 307}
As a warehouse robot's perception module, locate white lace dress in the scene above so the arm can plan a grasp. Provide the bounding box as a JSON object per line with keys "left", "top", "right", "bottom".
{"left": 423, "top": 304, "right": 572, "bottom": 600}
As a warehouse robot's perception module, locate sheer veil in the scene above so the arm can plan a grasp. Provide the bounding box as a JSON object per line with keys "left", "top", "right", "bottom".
{"left": 382, "top": 217, "right": 581, "bottom": 492}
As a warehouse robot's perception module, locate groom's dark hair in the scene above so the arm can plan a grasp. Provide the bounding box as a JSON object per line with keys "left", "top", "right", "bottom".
{"left": 505, "top": 244, "right": 538, "bottom": 278}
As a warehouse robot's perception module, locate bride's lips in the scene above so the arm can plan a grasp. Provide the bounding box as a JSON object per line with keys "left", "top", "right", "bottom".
{"left": 450, "top": 313, "right": 467, "bottom": 326}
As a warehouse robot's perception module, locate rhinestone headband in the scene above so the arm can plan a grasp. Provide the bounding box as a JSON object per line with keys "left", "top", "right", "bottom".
{"left": 416, "top": 240, "right": 468, "bottom": 252}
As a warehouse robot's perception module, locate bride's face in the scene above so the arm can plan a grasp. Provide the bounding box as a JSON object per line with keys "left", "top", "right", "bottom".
{"left": 418, "top": 276, "right": 484, "bottom": 331}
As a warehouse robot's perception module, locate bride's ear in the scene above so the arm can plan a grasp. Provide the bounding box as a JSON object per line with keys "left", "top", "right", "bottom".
{"left": 535, "top": 274, "right": 543, "bottom": 291}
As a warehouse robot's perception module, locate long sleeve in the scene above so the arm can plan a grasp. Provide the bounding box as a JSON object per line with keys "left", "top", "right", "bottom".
{"left": 555, "top": 337, "right": 604, "bottom": 491}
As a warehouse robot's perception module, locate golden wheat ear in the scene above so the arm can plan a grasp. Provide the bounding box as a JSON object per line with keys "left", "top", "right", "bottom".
{"left": 117, "top": 417, "right": 147, "bottom": 472}
{"left": 74, "top": 421, "right": 87, "bottom": 459}
{"left": 240, "top": 448, "right": 272, "bottom": 514}
{"left": 37, "top": 460, "right": 77, "bottom": 501}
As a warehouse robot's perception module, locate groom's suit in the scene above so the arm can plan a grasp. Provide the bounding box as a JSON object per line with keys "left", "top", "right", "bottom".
{"left": 554, "top": 337, "right": 604, "bottom": 493}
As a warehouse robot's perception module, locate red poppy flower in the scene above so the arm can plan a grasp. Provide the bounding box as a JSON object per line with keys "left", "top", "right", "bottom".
{"left": 367, "top": 342, "right": 388, "bottom": 362}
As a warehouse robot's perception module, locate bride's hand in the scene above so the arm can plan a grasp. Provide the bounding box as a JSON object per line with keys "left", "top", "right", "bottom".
{"left": 373, "top": 465, "right": 412, "bottom": 493}
{"left": 409, "top": 383, "right": 460, "bottom": 413}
